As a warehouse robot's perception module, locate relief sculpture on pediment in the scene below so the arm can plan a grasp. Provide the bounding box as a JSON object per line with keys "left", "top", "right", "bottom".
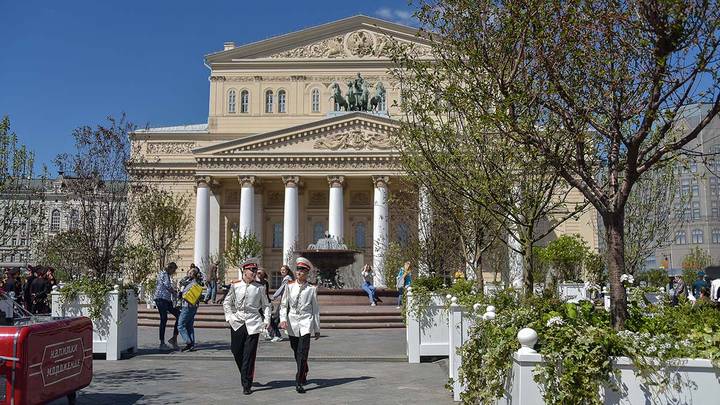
{"left": 314, "top": 129, "right": 393, "bottom": 150}
{"left": 268, "top": 30, "right": 431, "bottom": 59}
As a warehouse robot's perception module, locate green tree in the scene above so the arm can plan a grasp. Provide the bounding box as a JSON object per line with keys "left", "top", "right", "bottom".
{"left": 133, "top": 187, "right": 192, "bottom": 271}
{"left": 537, "top": 235, "right": 592, "bottom": 290}
{"left": 35, "top": 230, "right": 89, "bottom": 281}
{"left": 399, "top": 0, "right": 720, "bottom": 328}
{"left": 224, "top": 232, "right": 263, "bottom": 268}
{"left": 0, "top": 116, "right": 45, "bottom": 254}
{"left": 682, "top": 246, "right": 713, "bottom": 286}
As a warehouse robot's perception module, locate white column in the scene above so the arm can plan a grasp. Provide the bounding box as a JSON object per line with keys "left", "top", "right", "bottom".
{"left": 418, "top": 185, "right": 432, "bottom": 276}
{"left": 238, "top": 176, "right": 256, "bottom": 237}
{"left": 328, "top": 175, "right": 345, "bottom": 242}
{"left": 193, "top": 177, "right": 211, "bottom": 267}
{"left": 372, "top": 176, "right": 390, "bottom": 287}
{"left": 282, "top": 176, "right": 300, "bottom": 265}
{"left": 254, "top": 192, "right": 263, "bottom": 259}
{"left": 209, "top": 188, "right": 220, "bottom": 260}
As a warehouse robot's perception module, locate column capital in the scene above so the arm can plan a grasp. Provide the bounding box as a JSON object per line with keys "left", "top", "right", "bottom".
{"left": 372, "top": 176, "right": 390, "bottom": 188}
{"left": 195, "top": 176, "right": 212, "bottom": 187}
{"left": 238, "top": 175, "right": 257, "bottom": 187}
{"left": 282, "top": 176, "right": 300, "bottom": 187}
{"left": 327, "top": 175, "right": 345, "bottom": 187}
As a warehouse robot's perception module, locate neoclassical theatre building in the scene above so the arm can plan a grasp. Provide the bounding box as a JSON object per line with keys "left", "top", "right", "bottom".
{"left": 130, "top": 16, "right": 598, "bottom": 287}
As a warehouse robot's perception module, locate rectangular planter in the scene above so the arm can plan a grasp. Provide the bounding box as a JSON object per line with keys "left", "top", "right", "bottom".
{"left": 449, "top": 304, "right": 478, "bottom": 401}
{"left": 51, "top": 286, "right": 138, "bottom": 361}
{"left": 503, "top": 353, "right": 719, "bottom": 405}
{"left": 406, "top": 291, "right": 449, "bottom": 363}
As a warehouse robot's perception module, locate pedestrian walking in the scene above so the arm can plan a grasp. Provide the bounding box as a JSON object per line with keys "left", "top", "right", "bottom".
{"left": 361, "top": 264, "right": 381, "bottom": 306}
{"left": 223, "top": 259, "right": 271, "bottom": 395}
{"left": 154, "top": 262, "right": 180, "bottom": 350}
{"left": 269, "top": 265, "right": 294, "bottom": 342}
{"left": 204, "top": 260, "right": 220, "bottom": 304}
{"left": 29, "top": 268, "right": 50, "bottom": 314}
{"left": 178, "top": 267, "right": 204, "bottom": 352}
{"left": 280, "top": 257, "right": 320, "bottom": 394}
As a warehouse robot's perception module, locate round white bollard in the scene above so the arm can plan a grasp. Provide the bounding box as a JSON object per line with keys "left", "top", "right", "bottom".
{"left": 517, "top": 328, "right": 538, "bottom": 354}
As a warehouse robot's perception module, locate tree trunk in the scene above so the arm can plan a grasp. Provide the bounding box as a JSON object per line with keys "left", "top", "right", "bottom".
{"left": 522, "top": 239, "right": 534, "bottom": 298}
{"left": 474, "top": 253, "right": 485, "bottom": 291}
{"left": 603, "top": 212, "right": 628, "bottom": 330}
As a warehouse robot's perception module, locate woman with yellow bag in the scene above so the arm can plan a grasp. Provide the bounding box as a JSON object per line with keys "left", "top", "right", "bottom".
{"left": 178, "top": 267, "right": 204, "bottom": 352}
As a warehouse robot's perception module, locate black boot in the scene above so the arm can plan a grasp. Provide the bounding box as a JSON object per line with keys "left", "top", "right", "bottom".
{"left": 243, "top": 387, "right": 252, "bottom": 395}
{"left": 296, "top": 385, "right": 306, "bottom": 394}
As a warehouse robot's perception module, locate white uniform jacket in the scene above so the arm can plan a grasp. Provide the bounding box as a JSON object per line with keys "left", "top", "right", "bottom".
{"left": 280, "top": 281, "right": 320, "bottom": 337}
{"left": 223, "top": 280, "right": 271, "bottom": 334}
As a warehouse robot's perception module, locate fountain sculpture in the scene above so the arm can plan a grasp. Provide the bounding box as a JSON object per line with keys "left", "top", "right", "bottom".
{"left": 295, "top": 233, "right": 360, "bottom": 288}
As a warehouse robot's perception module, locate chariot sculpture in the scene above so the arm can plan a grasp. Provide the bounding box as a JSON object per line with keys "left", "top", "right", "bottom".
{"left": 330, "top": 73, "right": 386, "bottom": 112}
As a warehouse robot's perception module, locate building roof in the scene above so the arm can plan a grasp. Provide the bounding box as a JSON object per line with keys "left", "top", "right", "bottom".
{"left": 134, "top": 123, "right": 208, "bottom": 134}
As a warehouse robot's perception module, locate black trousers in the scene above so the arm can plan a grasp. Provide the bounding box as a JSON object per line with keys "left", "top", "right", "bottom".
{"left": 289, "top": 334, "right": 311, "bottom": 385}
{"left": 230, "top": 325, "right": 260, "bottom": 390}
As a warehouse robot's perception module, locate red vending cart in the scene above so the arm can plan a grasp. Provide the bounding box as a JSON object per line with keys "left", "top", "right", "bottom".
{"left": 0, "top": 294, "right": 92, "bottom": 405}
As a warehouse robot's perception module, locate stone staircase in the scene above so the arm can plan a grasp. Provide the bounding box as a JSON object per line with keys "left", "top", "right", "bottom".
{"left": 138, "top": 288, "right": 404, "bottom": 329}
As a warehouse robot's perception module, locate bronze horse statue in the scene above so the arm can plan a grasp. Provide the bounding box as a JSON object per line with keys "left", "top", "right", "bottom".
{"left": 369, "top": 82, "right": 386, "bottom": 111}
{"left": 330, "top": 83, "right": 349, "bottom": 111}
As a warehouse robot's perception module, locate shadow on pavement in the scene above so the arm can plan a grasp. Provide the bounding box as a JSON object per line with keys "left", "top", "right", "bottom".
{"left": 48, "top": 393, "right": 144, "bottom": 405}
{"left": 252, "top": 376, "right": 374, "bottom": 392}
{"left": 93, "top": 368, "right": 182, "bottom": 387}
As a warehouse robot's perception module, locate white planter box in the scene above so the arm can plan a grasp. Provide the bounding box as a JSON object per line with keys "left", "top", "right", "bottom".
{"left": 449, "top": 303, "right": 481, "bottom": 401}
{"left": 406, "top": 290, "right": 449, "bottom": 363}
{"left": 558, "top": 282, "right": 587, "bottom": 301}
{"left": 504, "top": 352, "right": 720, "bottom": 405}
{"left": 51, "top": 286, "right": 138, "bottom": 361}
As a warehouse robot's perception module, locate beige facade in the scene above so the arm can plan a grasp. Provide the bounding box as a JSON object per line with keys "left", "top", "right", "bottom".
{"left": 129, "top": 16, "right": 599, "bottom": 286}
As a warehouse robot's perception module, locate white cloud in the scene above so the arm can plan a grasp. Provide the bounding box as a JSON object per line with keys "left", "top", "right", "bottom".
{"left": 374, "top": 7, "right": 417, "bottom": 27}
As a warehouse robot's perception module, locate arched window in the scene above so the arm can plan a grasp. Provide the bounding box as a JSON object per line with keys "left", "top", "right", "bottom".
{"left": 675, "top": 231, "right": 687, "bottom": 245}
{"left": 69, "top": 209, "right": 79, "bottom": 230}
{"left": 50, "top": 209, "right": 61, "bottom": 232}
{"left": 240, "top": 90, "right": 249, "bottom": 113}
{"left": 278, "top": 90, "right": 287, "bottom": 113}
{"left": 228, "top": 89, "right": 237, "bottom": 113}
{"left": 354, "top": 223, "right": 366, "bottom": 249}
{"left": 313, "top": 223, "right": 324, "bottom": 243}
{"left": 712, "top": 229, "right": 720, "bottom": 244}
{"left": 692, "top": 229, "right": 704, "bottom": 244}
{"left": 311, "top": 89, "right": 320, "bottom": 113}
{"left": 265, "top": 90, "right": 274, "bottom": 113}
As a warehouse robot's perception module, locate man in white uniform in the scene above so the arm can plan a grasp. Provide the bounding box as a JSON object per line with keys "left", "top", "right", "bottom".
{"left": 280, "top": 257, "right": 320, "bottom": 394}
{"left": 223, "top": 259, "right": 271, "bottom": 395}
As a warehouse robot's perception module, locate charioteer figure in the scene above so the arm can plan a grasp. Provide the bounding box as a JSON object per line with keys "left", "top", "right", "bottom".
{"left": 280, "top": 257, "right": 321, "bottom": 394}
{"left": 223, "top": 258, "right": 271, "bottom": 395}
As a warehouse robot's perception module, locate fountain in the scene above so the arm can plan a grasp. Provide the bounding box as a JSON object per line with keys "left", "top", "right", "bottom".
{"left": 295, "top": 233, "right": 360, "bottom": 288}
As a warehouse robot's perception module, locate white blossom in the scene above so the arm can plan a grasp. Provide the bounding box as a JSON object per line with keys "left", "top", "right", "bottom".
{"left": 546, "top": 316, "right": 565, "bottom": 327}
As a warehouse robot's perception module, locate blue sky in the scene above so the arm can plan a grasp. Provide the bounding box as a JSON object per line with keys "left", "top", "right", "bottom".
{"left": 0, "top": 0, "right": 416, "bottom": 172}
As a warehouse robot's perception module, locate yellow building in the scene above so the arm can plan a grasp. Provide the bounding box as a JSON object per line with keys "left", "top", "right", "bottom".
{"left": 130, "top": 15, "right": 598, "bottom": 287}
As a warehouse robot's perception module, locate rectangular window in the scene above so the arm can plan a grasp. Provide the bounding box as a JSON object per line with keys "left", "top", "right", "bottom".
{"left": 692, "top": 201, "right": 701, "bottom": 220}
{"left": 681, "top": 178, "right": 691, "bottom": 196}
{"left": 271, "top": 223, "right": 283, "bottom": 248}
{"left": 692, "top": 229, "right": 704, "bottom": 244}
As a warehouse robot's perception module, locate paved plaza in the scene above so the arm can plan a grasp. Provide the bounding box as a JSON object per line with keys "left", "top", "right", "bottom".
{"left": 48, "top": 327, "right": 454, "bottom": 404}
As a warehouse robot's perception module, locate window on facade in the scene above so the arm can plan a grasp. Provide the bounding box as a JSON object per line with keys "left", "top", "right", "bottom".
{"left": 313, "top": 223, "right": 325, "bottom": 243}
{"left": 50, "top": 209, "right": 60, "bottom": 232}
{"left": 681, "top": 178, "right": 691, "bottom": 196}
{"left": 712, "top": 229, "right": 720, "bottom": 244}
{"left": 240, "top": 90, "right": 249, "bottom": 113}
{"left": 692, "top": 229, "right": 704, "bottom": 244}
{"left": 710, "top": 177, "right": 719, "bottom": 197}
{"left": 397, "top": 223, "right": 410, "bottom": 248}
{"left": 692, "top": 201, "right": 701, "bottom": 220}
{"left": 19, "top": 253, "right": 25, "bottom": 262}
{"left": 675, "top": 231, "right": 687, "bottom": 245}
{"left": 712, "top": 201, "right": 720, "bottom": 218}
{"left": 272, "top": 223, "right": 283, "bottom": 248}
{"left": 354, "top": 223, "right": 366, "bottom": 249}
{"left": 278, "top": 90, "right": 287, "bottom": 113}
{"left": 10, "top": 254, "right": 14, "bottom": 263}
{"left": 690, "top": 162, "right": 698, "bottom": 173}
{"left": 20, "top": 238, "right": 26, "bottom": 246}
{"left": 10, "top": 238, "right": 16, "bottom": 246}
{"left": 311, "top": 89, "right": 320, "bottom": 113}
{"left": 228, "top": 89, "right": 237, "bottom": 113}
{"left": 265, "top": 90, "right": 274, "bottom": 113}
{"left": 69, "top": 209, "right": 79, "bottom": 230}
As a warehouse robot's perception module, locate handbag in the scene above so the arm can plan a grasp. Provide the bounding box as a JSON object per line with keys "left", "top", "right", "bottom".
{"left": 182, "top": 282, "right": 203, "bottom": 306}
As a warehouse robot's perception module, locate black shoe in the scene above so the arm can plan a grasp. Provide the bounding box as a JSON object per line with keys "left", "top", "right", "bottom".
{"left": 181, "top": 344, "right": 194, "bottom": 352}
{"left": 376, "top": 297, "right": 383, "bottom": 303}
{"left": 243, "top": 387, "right": 252, "bottom": 395}
{"left": 296, "top": 385, "right": 306, "bottom": 394}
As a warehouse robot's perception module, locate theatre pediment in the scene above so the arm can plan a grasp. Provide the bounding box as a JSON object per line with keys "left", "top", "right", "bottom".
{"left": 205, "top": 15, "right": 433, "bottom": 63}
{"left": 193, "top": 112, "right": 399, "bottom": 158}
